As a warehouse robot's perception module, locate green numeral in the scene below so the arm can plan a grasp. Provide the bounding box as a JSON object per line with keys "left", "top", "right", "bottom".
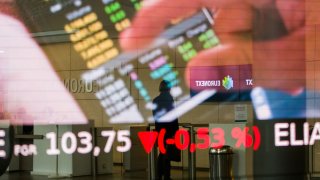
{"left": 203, "top": 37, "right": 219, "bottom": 49}
{"left": 182, "top": 49, "right": 197, "bottom": 61}
{"left": 199, "top": 34, "right": 207, "bottom": 42}
{"left": 210, "top": 37, "right": 219, "bottom": 46}
{"left": 110, "top": 10, "right": 126, "bottom": 23}
{"left": 206, "top": 30, "right": 214, "bottom": 38}
{"left": 178, "top": 42, "right": 193, "bottom": 54}
{"left": 199, "top": 30, "right": 215, "bottom": 42}
{"left": 105, "top": 2, "right": 121, "bottom": 14}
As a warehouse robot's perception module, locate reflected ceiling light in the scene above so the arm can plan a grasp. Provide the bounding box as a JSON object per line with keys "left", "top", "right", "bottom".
{"left": 0, "top": 50, "right": 5, "bottom": 54}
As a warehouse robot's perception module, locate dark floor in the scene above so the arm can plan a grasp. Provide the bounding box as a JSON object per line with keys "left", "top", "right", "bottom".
{"left": 2, "top": 167, "right": 320, "bottom": 180}
{"left": 0, "top": 166, "right": 209, "bottom": 180}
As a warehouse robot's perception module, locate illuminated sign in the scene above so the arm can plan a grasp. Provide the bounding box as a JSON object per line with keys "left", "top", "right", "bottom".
{"left": 275, "top": 122, "right": 320, "bottom": 146}
{"left": 0, "top": 130, "right": 132, "bottom": 158}
{"left": 138, "top": 126, "right": 261, "bottom": 154}
{"left": 190, "top": 65, "right": 252, "bottom": 92}
{"left": 0, "top": 126, "right": 262, "bottom": 160}
{"left": 190, "top": 65, "right": 252, "bottom": 102}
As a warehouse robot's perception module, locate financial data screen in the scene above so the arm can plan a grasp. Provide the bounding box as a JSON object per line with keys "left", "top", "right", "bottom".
{"left": 15, "top": 0, "right": 251, "bottom": 124}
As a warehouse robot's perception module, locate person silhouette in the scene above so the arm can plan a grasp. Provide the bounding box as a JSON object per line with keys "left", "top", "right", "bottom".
{"left": 152, "top": 80, "right": 180, "bottom": 180}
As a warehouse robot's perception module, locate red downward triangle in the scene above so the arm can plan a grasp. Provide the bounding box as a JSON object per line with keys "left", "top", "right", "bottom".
{"left": 138, "top": 131, "right": 158, "bottom": 154}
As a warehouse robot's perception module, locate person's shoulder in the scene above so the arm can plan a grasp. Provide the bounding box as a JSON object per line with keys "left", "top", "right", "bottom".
{"left": 163, "top": 92, "right": 174, "bottom": 101}
{"left": 153, "top": 94, "right": 161, "bottom": 103}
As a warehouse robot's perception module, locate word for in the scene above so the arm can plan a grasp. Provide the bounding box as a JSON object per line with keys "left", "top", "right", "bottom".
{"left": 15, "top": 144, "right": 37, "bottom": 156}
{"left": 275, "top": 122, "right": 320, "bottom": 146}
{"left": 138, "top": 126, "right": 261, "bottom": 154}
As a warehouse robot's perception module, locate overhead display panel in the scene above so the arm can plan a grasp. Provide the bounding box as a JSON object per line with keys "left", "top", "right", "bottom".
{"left": 14, "top": 0, "right": 255, "bottom": 124}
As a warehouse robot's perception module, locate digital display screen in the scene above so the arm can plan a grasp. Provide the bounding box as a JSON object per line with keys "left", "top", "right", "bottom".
{"left": 82, "top": 10, "right": 219, "bottom": 123}
{"left": 1, "top": 0, "right": 319, "bottom": 179}
{"left": 15, "top": 0, "right": 238, "bottom": 124}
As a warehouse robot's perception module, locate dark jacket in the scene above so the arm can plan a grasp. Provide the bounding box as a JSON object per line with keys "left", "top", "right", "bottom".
{"left": 152, "top": 91, "right": 180, "bottom": 162}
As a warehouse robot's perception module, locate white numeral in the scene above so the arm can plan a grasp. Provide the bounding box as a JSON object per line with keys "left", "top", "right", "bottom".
{"left": 46, "top": 132, "right": 60, "bottom": 155}
{"left": 61, "top": 132, "right": 77, "bottom": 154}
{"left": 77, "top": 131, "right": 93, "bottom": 154}
{"left": 101, "top": 131, "right": 116, "bottom": 153}
{"left": 117, "top": 130, "right": 131, "bottom": 152}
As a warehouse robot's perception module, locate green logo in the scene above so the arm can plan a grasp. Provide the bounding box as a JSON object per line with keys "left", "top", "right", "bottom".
{"left": 222, "top": 75, "right": 233, "bottom": 90}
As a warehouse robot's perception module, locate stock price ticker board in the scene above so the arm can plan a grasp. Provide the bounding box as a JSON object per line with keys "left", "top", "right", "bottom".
{"left": 15, "top": 0, "right": 252, "bottom": 124}
{"left": 0, "top": 126, "right": 261, "bottom": 159}
{"left": 4, "top": 122, "right": 320, "bottom": 159}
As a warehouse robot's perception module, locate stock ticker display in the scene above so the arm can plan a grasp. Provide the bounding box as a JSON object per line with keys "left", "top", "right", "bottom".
{"left": 16, "top": 0, "right": 223, "bottom": 124}
{"left": 1, "top": 125, "right": 262, "bottom": 158}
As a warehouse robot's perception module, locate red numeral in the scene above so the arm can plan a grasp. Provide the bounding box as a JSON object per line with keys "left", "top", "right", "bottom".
{"left": 211, "top": 128, "right": 225, "bottom": 148}
{"left": 174, "top": 129, "right": 189, "bottom": 150}
{"left": 196, "top": 128, "right": 209, "bottom": 149}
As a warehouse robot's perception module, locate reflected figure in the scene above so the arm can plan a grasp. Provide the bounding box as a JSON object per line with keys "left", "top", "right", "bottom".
{"left": 152, "top": 80, "right": 180, "bottom": 180}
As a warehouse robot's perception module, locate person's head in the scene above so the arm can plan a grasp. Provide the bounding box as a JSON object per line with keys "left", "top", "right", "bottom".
{"left": 159, "top": 80, "right": 171, "bottom": 92}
